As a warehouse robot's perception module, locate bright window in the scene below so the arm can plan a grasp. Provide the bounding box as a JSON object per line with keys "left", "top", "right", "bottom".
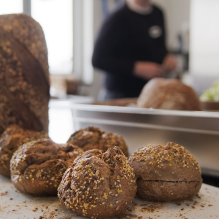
{"left": 0, "top": 0, "right": 23, "bottom": 14}
{"left": 31, "top": 0, "right": 73, "bottom": 74}
{"left": 0, "top": 0, "right": 93, "bottom": 83}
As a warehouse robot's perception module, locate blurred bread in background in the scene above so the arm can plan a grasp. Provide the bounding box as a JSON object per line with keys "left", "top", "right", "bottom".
{"left": 137, "top": 78, "right": 201, "bottom": 111}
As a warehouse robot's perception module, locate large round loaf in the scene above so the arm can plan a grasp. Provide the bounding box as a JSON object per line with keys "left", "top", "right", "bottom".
{"left": 137, "top": 78, "right": 201, "bottom": 110}
{"left": 0, "top": 14, "right": 50, "bottom": 134}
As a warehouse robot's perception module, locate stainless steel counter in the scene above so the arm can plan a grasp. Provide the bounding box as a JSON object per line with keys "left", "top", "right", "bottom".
{"left": 67, "top": 103, "right": 219, "bottom": 177}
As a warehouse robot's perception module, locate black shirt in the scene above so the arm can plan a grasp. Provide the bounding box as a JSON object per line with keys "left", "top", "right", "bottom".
{"left": 92, "top": 3, "right": 168, "bottom": 98}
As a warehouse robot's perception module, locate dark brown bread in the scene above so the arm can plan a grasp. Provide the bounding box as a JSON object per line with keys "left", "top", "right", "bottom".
{"left": 137, "top": 180, "right": 201, "bottom": 202}
{"left": 58, "top": 147, "right": 136, "bottom": 218}
{"left": 137, "top": 78, "right": 201, "bottom": 111}
{"left": 0, "top": 14, "right": 50, "bottom": 134}
{"left": 129, "top": 142, "right": 202, "bottom": 202}
{"left": 10, "top": 139, "right": 84, "bottom": 196}
{"left": 0, "top": 125, "right": 49, "bottom": 178}
{"left": 67, "top": 126, "right": 129, "bottom": 156}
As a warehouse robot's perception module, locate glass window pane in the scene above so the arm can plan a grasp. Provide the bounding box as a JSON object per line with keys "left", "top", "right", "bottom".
{"left": 0, "top": 0, "right": 23, "bottom": 14}
{"left": 31, "top": 0, "right": 73, "bottom": 74}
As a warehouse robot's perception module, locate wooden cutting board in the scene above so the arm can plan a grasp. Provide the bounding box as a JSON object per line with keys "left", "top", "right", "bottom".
{"left": 0, "top": 175, "right": 218, "bottom": 219}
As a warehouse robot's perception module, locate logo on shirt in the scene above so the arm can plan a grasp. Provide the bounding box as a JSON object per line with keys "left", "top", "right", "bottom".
{"left": 149, "top": 26, "right": 162, "bottom": 38}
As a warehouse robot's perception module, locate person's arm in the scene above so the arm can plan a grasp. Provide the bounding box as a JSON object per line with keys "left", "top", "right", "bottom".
{"left": 162, "top": 54, "right": 176, "bottom": 72}
{"left": 133, "top": 61, "right": 165, "bottom": 80}
{"left": 92, "top": 13, "right": 135, "bottom": 76}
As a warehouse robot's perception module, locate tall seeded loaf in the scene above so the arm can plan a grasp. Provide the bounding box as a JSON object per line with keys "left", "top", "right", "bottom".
{"left": 137, "top": 78, "right": 201, "bottom": 111}
{"left": 0, "top": 14, "right": 50, "bottom": 134}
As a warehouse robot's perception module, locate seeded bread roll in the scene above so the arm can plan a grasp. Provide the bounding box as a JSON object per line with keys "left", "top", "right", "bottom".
{"left": 10, "top": 139, "right": 84, "bottom": 196}
{"left": 0, "top": 14, "right": 50, "bottom": 134}
{"left": 129, "top": 142, "right": 202, "bottom": 202}
{"left": 67, "top": 126, "right": 129, "bottom": 156}
{"left": 0, "top": 124, "right": 23, "bottom": 136}
{"left": 0, "top": 125, "right": 49, "bottom": 178}
{"left": 58, "top": 147, "right": 136, "bottom": 219}
{"left": 137, "top": 78, "right": 201, "bottom": 111}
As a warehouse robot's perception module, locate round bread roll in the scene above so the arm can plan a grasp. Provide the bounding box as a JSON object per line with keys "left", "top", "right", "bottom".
{"left": 67, "top": 126, "right": 129, "bottom": 156}
{"left": 129, "top": 142, "right": 202, "bottom": 202}
{"left": 0, "top": 14, "right": 50, "bottom": 134}
{"left": 0, "top": 125, "right": 49, "bottom": 178}
{"left": 137, "top": 78, "right": 201, "bottom": 110}
{"left": 10, "top": 139, "right": 84, "bottom": 196}
{"left": 58, "top": 147, "right": 136, "bottom": 218}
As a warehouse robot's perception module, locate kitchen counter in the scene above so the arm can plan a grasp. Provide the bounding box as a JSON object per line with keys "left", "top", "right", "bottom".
{"left": 0, "top": 175, "right": 218, "bottom": 219}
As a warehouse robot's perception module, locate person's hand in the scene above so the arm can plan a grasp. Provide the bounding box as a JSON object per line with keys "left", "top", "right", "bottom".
{"left": 162, "top": 54, "right": 176, "bottom": 72}
{"left": 134, "top": 61, "right": 165, "bottom": 80}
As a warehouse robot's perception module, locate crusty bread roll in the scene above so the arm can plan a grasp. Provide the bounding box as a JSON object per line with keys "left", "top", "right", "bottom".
{"left": 10, "top": 139, "right": 84, "bottom": 196}
{"left": 58, "top": 147, "right": 136, "bottom": 218}
{"left": 129, "top": 142, "right": 202, "bottom": 202}
{"left": 67, "top": 126, "right": 129, "bottom": 156}
{"left": 137, "top": 78, "right": 201, "bottom": 110}
{"left": 0, "top": 125, "right": 49, "bottom": 178}
{"left": 0, "top": 14, "right": 50, "bottom": 134}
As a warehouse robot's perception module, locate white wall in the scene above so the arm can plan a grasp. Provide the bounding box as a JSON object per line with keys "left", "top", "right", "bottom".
{"left": 190, "top": 0, "right": 219, "bottom": 76}
{"left": 190, "top": 0, "right": 219, "bottom": 94}
{"left": 153, "top": 0, "right": 190, "bottom": 50}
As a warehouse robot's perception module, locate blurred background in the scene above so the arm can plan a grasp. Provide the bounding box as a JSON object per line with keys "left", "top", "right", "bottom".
{"left": 1, "top": 0, "right": 218, "bottom": 99}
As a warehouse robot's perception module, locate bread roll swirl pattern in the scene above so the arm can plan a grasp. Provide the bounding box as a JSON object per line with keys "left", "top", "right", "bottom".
{"left": 0, "top": 125, "right": 49, "bottom": 178}
{"left": 10, "top": 139, "right": 84, "bottom": 196}
{"left": 67, "top": 126, "right": 129, "bottom": 157}
{"left": 58, "top": 147, "right": 136, "bottom": 218}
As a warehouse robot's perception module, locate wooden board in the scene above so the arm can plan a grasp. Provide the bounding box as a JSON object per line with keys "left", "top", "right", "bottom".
{"left": 0, "top": 176, "right": 218, "bottom": 219}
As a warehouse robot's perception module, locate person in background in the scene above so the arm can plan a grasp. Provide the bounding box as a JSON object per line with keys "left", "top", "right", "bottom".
{"left": 92, "top": 0, "right": 176, "bottom": 100}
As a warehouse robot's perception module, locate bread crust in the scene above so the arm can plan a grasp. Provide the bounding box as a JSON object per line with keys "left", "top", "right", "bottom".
{"left": 137, "top": 180, "right": 202, "bottom": 202}
{"left": 67, "top": 126, "right": 129, "bottom": 156}
{"left": 137, "top": 78, "right": 201, "bottom": 111}
{"left": 58, "top": 147, "right": 136, "bottom": 218}
{"left": 129, "top": 142, "right": 202, "bottom": 202}
{"left": 0, "top": 14, "right": 50, "bottom": 133}
{"left": 0, "top": 125, "right": 48, "bottom": 178}
{"left": 10, "top": 139, "right": 84, "bottom": 196}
